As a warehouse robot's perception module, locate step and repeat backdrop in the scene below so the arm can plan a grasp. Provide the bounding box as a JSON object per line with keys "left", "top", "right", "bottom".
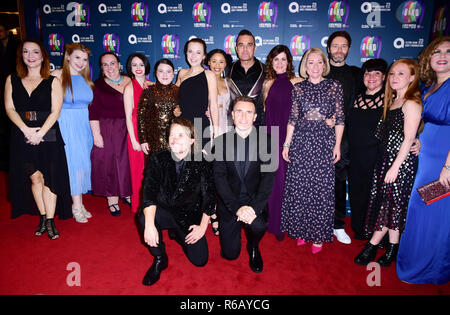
{"left": 31, "top": 0, "right": 449, "bottom": 80}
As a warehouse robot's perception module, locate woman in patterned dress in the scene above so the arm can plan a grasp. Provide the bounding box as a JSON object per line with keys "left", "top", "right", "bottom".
{"left": 281, "top": 48, "right": 345, "bottom": 254}
{"left": 354, "top": 59, "right": 422, "bottom": 267}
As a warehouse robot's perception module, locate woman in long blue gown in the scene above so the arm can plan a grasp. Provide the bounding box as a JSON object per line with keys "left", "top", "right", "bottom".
{"left": 397, "top": 36, "right": 450, "bottom": 285}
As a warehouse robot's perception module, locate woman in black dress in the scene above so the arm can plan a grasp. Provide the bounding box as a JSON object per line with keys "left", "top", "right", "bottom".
{"left": 4, "top": 39, "right": 71, "bottom": 239}
{"left": 176, "top": 38, "right": 218, "bottom": 150}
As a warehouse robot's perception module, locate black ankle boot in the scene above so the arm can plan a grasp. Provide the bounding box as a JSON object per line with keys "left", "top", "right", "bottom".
{"left": 354, "top": 242, "right": 378, "bottom": 266}
{"left": 35, "top": 215, "right": 47, "bottom": 236}
{"left": 247, "top": 246, "right": 263, "bottom": 273}
{"left": 377, "top": 243, "right": 399, "bottom": 267}
{"left": 142, "top": 254, "right": 168, "bottom": 286}
{"left": 46, "top": 218, "right": 59, "bottom": 240}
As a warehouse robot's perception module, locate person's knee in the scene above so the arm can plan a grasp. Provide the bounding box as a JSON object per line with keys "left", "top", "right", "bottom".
{"left": 250, "top": 217, "right": 268, "bottom": 234}
{"left": 190, "top": 254, "right": 208, "bottom": 267}
{"left": 220, "top": 244, "right": 240, "bottom": 261}
{"left": 30, "top": 171, "right": 44, "bottom": 186}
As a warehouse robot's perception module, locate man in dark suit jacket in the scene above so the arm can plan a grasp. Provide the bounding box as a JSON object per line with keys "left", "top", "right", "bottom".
{"left": 213, "top": 96, "right": 276, "bottom": 273}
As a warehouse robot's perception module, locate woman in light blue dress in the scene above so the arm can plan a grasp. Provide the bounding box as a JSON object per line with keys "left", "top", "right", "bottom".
{"left": 397, "top": 36, "right": 450, "bottom": 284}
{"left": 52, "top": 43, "right": 94, "bottom": 223}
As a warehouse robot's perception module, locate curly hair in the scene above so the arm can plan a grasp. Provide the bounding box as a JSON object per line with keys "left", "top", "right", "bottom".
{"left": 265, "top": 45, "right": 295, "bottom": 80}
{"left": 418, "top": 36, "right": 450, "bottom": 87}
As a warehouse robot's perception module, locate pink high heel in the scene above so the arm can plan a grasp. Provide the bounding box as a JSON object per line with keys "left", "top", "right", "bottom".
{"left": 312, "top": 244, "right": 323, "bottom": 254}
{"left": 297, "top": 238, "right": 306, "bottom": 246}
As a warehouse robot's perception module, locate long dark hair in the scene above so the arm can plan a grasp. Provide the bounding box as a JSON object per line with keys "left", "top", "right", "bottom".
{"left": 265, "top": 45, "right": 295, "bottom": 80}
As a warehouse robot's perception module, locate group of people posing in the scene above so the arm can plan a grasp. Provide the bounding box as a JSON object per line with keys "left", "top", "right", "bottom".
{"left": 3, "top": 29, "right": 449, "bottom": 286}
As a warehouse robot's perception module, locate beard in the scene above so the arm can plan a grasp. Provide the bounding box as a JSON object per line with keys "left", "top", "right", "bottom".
{"left": 330, "top": 52, "right": 348, "bottom": 64}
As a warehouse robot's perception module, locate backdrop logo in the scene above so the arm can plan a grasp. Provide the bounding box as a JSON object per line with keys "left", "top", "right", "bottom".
{"left": 258, "top": 2, "right": 278, "bottom": 28}
{"left": 193, "top": 2, "right": 212, "bottom": 28}
{"left": 103, "top": 33, "right": 120, "bottom": 53}
{"left": 396, "top": 1, "right": 424, "bottom": 25}
{"left": 48, "top": 33, "right": 64, "bottom": 52}
{"left": 161, "top": 34, "right": 180, "bottom": 58}
{"left": 290, "top": 35, "right": 310, "bottom": 56}
{"left": 432, "top": 5, "right": 448, "bottom": 38}
{"left": 360, "top": 36, "right": 382, "bottom": 58}
{"left": 131, "top": 2, "right": 149, "bottom": 23}
{"left": 224, "top": 35, "right": 237, "bottom": 55}
{"left": 328, "top": 1, "right": 349, "bottom": 24}
{"left": 66, "top": 2, "right": 90, "bottom": 27}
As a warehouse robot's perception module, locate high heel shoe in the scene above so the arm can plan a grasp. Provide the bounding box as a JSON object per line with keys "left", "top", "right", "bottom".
{"left": 108, "top": 204, "right": 121, "bottom": 217}
{"left": 297, "top": 238, "right": 306, "bottom": 246}
{"left": 121, "top": 197, "right": 131, "bottom": 207}
{"left": 46, "top": 218, "right": 59, "bottom": 240}
{"left": 72, "top": 205, "right": 88, "bottom": 223}
{"left": 35, "top": 214, "right": 47, "bottom": 236}
{"left": 81, "top": 204, "right": 92, "bottom": 219}
{"left": 312, "top": 244, "right": 323, "bottom": 254}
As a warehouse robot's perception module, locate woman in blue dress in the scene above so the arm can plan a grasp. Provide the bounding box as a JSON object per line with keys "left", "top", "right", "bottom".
{"left": 397, "top": 36, "right": 450, "bottom": 285}
{"left": 52, "top": 43, "right": 94, "bottom": 223}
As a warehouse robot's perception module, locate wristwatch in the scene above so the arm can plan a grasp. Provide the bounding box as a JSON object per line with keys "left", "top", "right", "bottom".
{"left": 283, "top": 142, "right": 291, "bottom": 148}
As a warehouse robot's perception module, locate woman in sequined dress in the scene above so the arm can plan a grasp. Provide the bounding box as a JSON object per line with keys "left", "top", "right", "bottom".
{"left": 123, "top": 53, "right": 150, "bottom": 213}
{"left": 354, "top": 59, "right": 422, "bottom": 267}
{"left": 137, "top": 59, "right": 181, "bottom": 158}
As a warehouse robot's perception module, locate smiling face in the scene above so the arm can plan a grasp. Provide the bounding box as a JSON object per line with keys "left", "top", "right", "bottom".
{"left": 169, "top": 123, "right": 194, "bottom": 156}
{"left": 364, "top": 69, "right": 385, "bottom": 94}
{"left": 130, "top": 56, "right": 146, "bottom": 79}
{"left": 155, "top": 63, "right": 174, "bottom": 85}
{"left": 388, "top": 62, "right": 414, "bottom": 93}
{"left": 430, "top": 41, "right": 450, "bottom": 76}
{"left": 68, "top": 49, "right": 89, "bottom": 74}
{"left": 272, "top": 52, "right": 288, "bottom": 75}
{"left": 208, "top": 52, "right": 227, "bottom": 77}
{"left": 186, "top": 41, "right": 205, "bottom": 67}
{"left": 305, "top": 52, "right": 325, "bottom": 81}
{"left": 22, "top": 42, "right": 43, "bottom": 69}
{"left": 232, "top": 101, "right": 257, "bottom": 134}
{"left": 101, "top": 54, "right": 120, "bottom": 80}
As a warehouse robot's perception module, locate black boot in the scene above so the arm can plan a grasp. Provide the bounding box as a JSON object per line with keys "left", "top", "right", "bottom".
{"left": 354, "top": 242, "right": 378, "bottom": 266}
{"left": 247, "top": 246, "right": 263, "bottom": 273}
{"left": 142, "top": 254, "right": 168, "bottom": 286}
{"left": 35, "top": 214, "right": 47, "bottom": 236}
{"left": 377, "top": 243, "right": 399, "bottom": 267}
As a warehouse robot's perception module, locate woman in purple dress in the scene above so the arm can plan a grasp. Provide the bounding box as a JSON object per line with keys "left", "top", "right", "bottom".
{"left": 281, "top": 48, "right": 344, "bottom": 254}
{"left": 262, "top": 45, "right": 302, "bottom": 241}
{"left": 89, "top": 52, "right": 132, "bottom": 216}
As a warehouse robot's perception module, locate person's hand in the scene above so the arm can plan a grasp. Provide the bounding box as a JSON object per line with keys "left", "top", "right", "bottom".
{"left": 93, "top": 134, "right": 104, "bottom": 148}
{"left": 410, "top": 138, "right": 421, "bottom": 156}
{"left": 27, "top": 130, "right": 44, "bottom": 145}
{"left": 439, "top": 167, "right": 450, "bottom": 189}
{"left": 205, "top": 109, "right": 211, "bottom": 119}
{"left": 143, "top": 81, "right": 155, "bottom": 89}
{"left": 21, "top": 126, "right": 41, "bottom": 141}
{"left": 131, "top": 140, "right": 142, "bottom": 152}
{"left": 174, "top": 105, "right": 182, "bottom": 117}
{"left": 282, "top": 146, "right": 290, "bottom": 162}
{"left": 325, "top": 114, "right": 336, "bottom": 128}
{"left": 384, "top": 166, "right": 399, "bottom": 184}
{"left": 141, "top": 143, "right": 149, "bottom": 155}
{"left": 144, "top": 224, "right": 159, "bottom": 247}
{"left": 185, "top": 224, "right": 207, "bottom": 245}
{"left": 332, "top": 145, "right": 341, "bottom": 164}
{"left": 236, "top": 206, "right": 256, "bottom": 225}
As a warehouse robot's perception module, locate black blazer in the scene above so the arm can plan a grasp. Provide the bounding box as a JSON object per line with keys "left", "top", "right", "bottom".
{"left": 141, "top": 150, "right": 216, "bottom": 233}
{"left": 213, "top": 128, "right": 276, "bottom": 220}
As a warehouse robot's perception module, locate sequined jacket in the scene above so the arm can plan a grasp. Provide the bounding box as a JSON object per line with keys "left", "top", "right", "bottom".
{"left": 141, "top": 150, "right": 216, "bottom": 233}
{"left": 137, "top": 82, "right": 179, "bottom": 154}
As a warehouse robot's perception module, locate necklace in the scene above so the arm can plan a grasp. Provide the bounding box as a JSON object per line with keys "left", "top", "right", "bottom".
{"left": 107, "top": 75, "right": 123, "bottom": 85}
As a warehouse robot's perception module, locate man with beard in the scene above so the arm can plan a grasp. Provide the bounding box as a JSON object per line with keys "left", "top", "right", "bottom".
{"left": 325, "top": 31, "right": 362, "bottom": 245}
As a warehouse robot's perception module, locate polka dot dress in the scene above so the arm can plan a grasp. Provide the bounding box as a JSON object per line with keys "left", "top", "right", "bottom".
{"left": 281, "top": 79, "right": 344, "bottom": 243}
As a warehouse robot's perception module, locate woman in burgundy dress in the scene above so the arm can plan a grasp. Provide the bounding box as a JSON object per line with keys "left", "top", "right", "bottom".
{"left": 262, "top": 45, "right": 302, "bottom": 241}
{"left": 123, "top": 53, "right": 150, "bottom": 213}
{"left": 89, "top": 52, "right": 132, "bottom": 216}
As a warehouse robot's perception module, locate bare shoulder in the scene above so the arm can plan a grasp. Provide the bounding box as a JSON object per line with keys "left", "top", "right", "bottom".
{"left": 51, "top": 69, "right": 62, "bottom": 79}
{"left": 402, "top": 100, "right": 422, "bottom": 115}
{"left": 290, "top": 76, "right": 304, "bottom": 85}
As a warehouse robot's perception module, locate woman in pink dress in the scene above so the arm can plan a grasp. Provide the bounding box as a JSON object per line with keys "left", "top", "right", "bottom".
{"left": 123, "top": 53, "right": 150, "bottom": 213}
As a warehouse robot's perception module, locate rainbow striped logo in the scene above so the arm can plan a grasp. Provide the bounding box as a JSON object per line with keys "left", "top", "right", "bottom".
{"left": 48, "top": 33, "right": 63, "bottom": 52}
{"left": 396, "top": 1, "right": 425, "bottom": 24}
{"left": 432, "top": 5, "right": 448, "bottom": 38}
{"left": 161, "top": 34, "right": 180, "bottom": 55}
{"left": 193, "top": 2, "right": 211, "bottom": 25}
{"left": 258, "top": 1, "right": 278, "bottom": 23}
{"left": 360, "top": 36, "right": 382, "bottom": 58}
{"left": 103, "top": 33, "right": 120, "bottom": 53}
{"left": 74, "top": 2, "right": 89, "bottom": 23}
{"left": 328, "top": 1, "right": 349, "bottom": 24}
{"left": 131, "top": 2, "right": 148, "bottom": 22}
{"left": 224, "top": 35, "right": 237, "bottom": 55}
{"left": 290, "top": 35, "right": 310, "bottom": 56}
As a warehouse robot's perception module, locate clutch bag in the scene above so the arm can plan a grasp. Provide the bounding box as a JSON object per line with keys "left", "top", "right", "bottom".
{"left": 417, "top": 179, "right": 450, "bottom": 205}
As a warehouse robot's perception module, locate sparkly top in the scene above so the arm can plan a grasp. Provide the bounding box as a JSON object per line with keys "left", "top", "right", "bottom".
{"left": 137, "top": 82, "right": 179, "bottom": 154}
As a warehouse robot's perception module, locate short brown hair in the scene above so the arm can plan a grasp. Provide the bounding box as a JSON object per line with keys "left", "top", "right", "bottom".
{"left": 16, "top": 39, "right": 50, "bottom": 79}
{"left": 231, "top": 95, "right": 255, "bottom": 112}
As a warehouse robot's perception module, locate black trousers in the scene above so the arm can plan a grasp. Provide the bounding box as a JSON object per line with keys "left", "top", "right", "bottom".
{"left": 219, "top": 213, "right": 267, "bottom": 260}
{"left": 138, "top": 207, "right": 208, "bottom": 267}
{"left": 348, "top": 146, "right": 378, "bottom": 237}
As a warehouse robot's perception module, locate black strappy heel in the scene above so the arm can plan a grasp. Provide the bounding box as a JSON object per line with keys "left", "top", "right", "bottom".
{"left": 35, "top": 214, "right": 47, "bottom": 236}
{"left": 46, "top": 218, "right": 59, "bottom": 240}
{"left": 108, "top": 204, "right": 121, "bottom": 217}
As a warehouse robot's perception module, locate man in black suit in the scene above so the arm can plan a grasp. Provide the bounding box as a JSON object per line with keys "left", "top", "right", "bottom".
{"left": 213, "top": 96, "right": 276, "bottom": 273}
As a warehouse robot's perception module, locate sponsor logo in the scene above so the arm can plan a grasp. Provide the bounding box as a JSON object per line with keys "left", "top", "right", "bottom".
{"left": 161, "top": 34, "right": 180, "bottom": 59}
{"left": 360, "top": 36, "right": 382, "bottom": 58}
{"left": 224, "top": 35, "right": 237, "bottom": 55}
{"left": 193, "top": 2, "right": 212, "bottom": 28}
{"left": 66, "top": 2, "right": 90, "bottom": 27}
{"left": 396, "top": 1, "right": 425, "bottom": 27}
{"left": 328, "top": 1, "right": 349, "bottom": 24}
{"left": 290, "top": 35, "right": 310, "bottom": 56}
{"left": 48, "top": 33, "right": 63, "bottom": 52}
{"left": 103, "top": 33, "right": 120, "bottom": 53}
{"left": 258, "top": 1, "right": 278, "bottom": 29}
{"left": 432, "top": 5, "right": 448, "bottom": 38}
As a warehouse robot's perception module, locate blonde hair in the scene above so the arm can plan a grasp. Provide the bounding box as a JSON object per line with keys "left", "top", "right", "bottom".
{"left": 61, "top": 43, "right": 94, "bottom": 102}
{"left": 383, "top": 59, "right": 422, "bottom": 122}
{"left": 299, "top": 48, "right": 330, "bottom": 79}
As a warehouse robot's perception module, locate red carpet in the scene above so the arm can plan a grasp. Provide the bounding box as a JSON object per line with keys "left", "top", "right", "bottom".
{"left": 0, "top": 172, "right": 448, "bottom": 295}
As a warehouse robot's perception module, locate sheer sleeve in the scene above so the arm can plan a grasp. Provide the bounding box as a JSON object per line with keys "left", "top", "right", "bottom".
{"left": 332, "top": 80, "right": 345, "bottom": 125}
{"left": 137, "top": 89, "right": 150, "bottom": 144}
{"left": 288, "top": 83, "right": 301, "bottom": 127}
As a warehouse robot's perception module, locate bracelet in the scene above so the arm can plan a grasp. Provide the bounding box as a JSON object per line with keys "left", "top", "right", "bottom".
{"left": 444, "top": 165, "right": 450, "bottom": 170}
{"left": 283, "top": 142, "right": 291, "bottom": 148}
